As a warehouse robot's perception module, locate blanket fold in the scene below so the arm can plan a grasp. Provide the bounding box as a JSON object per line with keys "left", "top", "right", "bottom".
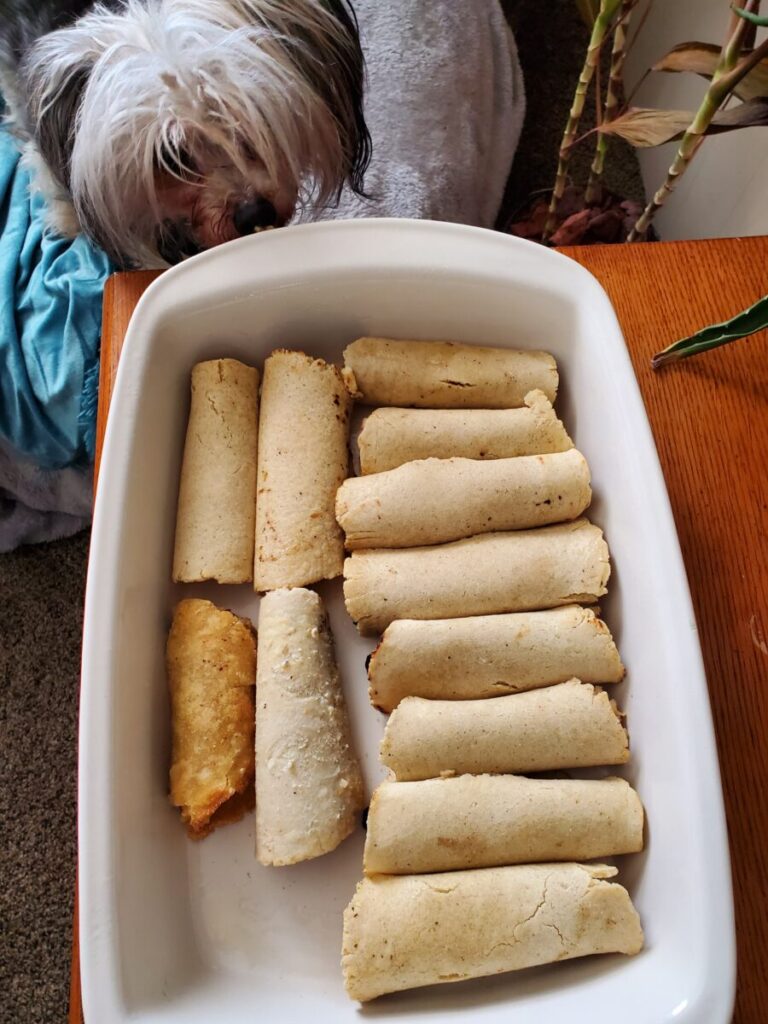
{"left": 0, "top": 122, "right": 112, "bottom": 551}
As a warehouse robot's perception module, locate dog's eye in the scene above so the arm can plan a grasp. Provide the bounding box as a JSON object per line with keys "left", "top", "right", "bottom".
{"left": 238, "top": 138, "right": 258, "bottom": 162}
{"left": 157, "top": 148, "right": 198, "bottom": 179}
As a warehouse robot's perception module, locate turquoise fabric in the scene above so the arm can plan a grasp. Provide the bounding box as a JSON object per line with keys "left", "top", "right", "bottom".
{"left": 0, "top": 124, "right": 112, "bottom": 470}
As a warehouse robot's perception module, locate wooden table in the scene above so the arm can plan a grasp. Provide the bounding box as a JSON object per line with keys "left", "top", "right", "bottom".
{"left": 70, "top": 236, "right": 768, "bottom": 1024}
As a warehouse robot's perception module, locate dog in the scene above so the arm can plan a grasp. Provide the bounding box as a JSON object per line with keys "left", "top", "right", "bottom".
{"left": 0, "top": 0, "right": 523, "bottom": 269}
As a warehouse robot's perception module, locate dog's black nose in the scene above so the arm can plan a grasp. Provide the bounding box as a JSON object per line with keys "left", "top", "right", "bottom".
{"left": 234, "top": 197, "right": 277, "bottom": 235}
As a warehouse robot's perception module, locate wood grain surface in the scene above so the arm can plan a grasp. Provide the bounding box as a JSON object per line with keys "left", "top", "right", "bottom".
{"left": 95, "top": 271, "right": 163, "bottom": 484}
{"left": 70, "top": 238, "right": 768, "bottom": 1024}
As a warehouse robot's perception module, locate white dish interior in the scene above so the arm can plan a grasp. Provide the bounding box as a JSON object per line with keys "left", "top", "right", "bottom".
{"left": 80, "top": 219, "right": 734, "bottom": 1024}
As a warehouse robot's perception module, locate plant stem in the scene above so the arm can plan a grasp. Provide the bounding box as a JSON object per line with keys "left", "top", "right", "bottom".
{"left": 542, "top": 0, "right": 623, "bottom": 241}
{"left": 717, "top": 0, "right": 758, "bottom": 77}
{"left": 585, "top": 0, "right": 637, "bottom": 204}
{"left": 628, "top": 26, "right": 768, "bottom": 241}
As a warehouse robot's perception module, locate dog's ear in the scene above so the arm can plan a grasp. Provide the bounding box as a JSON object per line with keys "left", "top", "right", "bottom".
{"left": 21, "top": 51, "right": 91, "bottom": 193}
{"left": 9, "top": 0, "right": 101, "bottom": 192}
{"left": 291, "top": 0, "right": 371, "bottom": 197}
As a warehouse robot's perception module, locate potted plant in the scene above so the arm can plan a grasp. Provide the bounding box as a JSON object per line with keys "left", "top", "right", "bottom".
{"left": 509, "top": 1, "right": 768, "bottom": 361}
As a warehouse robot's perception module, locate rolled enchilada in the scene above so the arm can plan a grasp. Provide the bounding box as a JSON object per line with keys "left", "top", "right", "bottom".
{"left": 380, "top": 680, "right": 629, "bottom": 780}
{"left": 167, "top": 598, "right": 256, "bottom": 837}
{"left": 368, "top": 605, "right": 624, "bottom": 710}
{"left": 342, "top": 863, "right": 643, "bottom": 1001}
{"left": 357, "top": 390, "right": 572, "bottom": 473}
{"left": 363, "top": 774, "right": 644, "bottom": 874}
{"left": 336, "top": 449, "right": 591, "bottom": 549}
{"left": 254, "top": 350, "right": 352, "bottom": 591}
{"left": 172, "top": 359, "right": 259, "bottom": 583}
{"left": 343, "top": 519, "right": 610, "bottom": 635}
{"left": 342, "top": 337, "right": 558, "bottom": 408}
{"left": 255, "top": 587, "right": 364, "bottom": 865}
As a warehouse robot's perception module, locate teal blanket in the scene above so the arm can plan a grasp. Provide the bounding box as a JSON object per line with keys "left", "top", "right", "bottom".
{"left": 0, "top": 125, "right": 112, "bottom": 471}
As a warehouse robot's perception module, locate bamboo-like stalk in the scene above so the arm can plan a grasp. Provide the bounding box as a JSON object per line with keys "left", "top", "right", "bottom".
{"left": 629, "top": 2, "right": 765, "bottom": 241}
{"left": 542, "top": 0, "right": 624, "bottom": 241}
{"left": 585, "top": 0, "right": 637, "bottom": 204}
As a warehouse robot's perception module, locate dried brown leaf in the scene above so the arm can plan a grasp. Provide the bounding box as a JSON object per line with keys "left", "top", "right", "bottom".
{"left": 549, "top": 209, "right": 595, "bottom": 246}
{"left": 599, "top": 99, "right": 768, "bottom": 147}
{"left": 709, "top": 96, "right": 768, "bottom": 129}
{"left": 653, "top": 40, "right": 768, "bottom": 101}
{"left": 598, "top": 107, "right": 696, "bottom": 146}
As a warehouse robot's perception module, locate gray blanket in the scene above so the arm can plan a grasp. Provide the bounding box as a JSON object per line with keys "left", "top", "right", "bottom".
{"left": 306, "top": 0, "right": 525, "bottom": 226}
{"left": 0, "top": 441, "right": 91, "bottom": 553}
{"left": 1, "top": 0, "right": 524, "bottom": 552}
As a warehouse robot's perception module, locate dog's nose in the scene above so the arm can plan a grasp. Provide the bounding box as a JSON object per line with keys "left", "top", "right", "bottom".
{"left": 233, "top": 197, "right": 277, "bottom": 235}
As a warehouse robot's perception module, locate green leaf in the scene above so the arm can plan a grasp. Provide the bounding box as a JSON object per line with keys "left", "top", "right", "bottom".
{"left": 733, "top": 6, "right": 768, "bottom": 26}
{"left": 575, "top": 0, "right": 599, "bottom": 27}
{"left": 653, "top": 40, "right": 768, "bottom": 101}
{"left": 652, "top": 293, "right": 768, "bottom": 368}
{"left": 598, "top": 98, "right": 768, "bottom": 146}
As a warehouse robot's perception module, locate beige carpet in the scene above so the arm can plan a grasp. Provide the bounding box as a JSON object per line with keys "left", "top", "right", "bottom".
{"left": 1, "top": 531, "right": 87, "bottom": 1024}
{"left": 0, "top": 5, "right": 643, "bottom": 1020}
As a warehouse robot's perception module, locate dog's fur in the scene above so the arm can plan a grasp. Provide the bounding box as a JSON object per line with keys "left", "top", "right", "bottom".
{"left": 0, "top": 0, "right": 371, "bottom": 267}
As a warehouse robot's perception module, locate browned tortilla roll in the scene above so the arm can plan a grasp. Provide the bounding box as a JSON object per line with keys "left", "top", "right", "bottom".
{"left": 363, "top": 775, "right": 644, "bottom": 875}
{"left": 167, "top": 599, "right": 256, "bottom": 837}
{"left": 343, "top": 519, "right": 610, "bottom": 635}
{"left": 380, "top": 680, "right": 629, "bottom": 780}
{"left": 172, "top": 359, "right": 259, "bottom": 583}
{"left": 254, "top": 350, "right": 352, "bottom": 591}
{"left": 342, "top": 863, "right": 644, "bottom": 1001}
{"left": 368, "top": 605, "right": 624, "bottom": 711}
{"left": 342, "top": 337, "right": 558, "bottom": 408}
{"left": 336, "top": 449, "right": 591, "bottom": 549}
{"left": 357, "top": 390, "right": 573, "bottom": 474}
{"left": 255, "top": 587, "right": 364, "bottom": 866}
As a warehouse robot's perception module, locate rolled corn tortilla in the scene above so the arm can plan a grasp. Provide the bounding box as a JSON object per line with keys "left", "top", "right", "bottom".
{"left": 363, "top": 774, "right": 644, "bottom": 875}
{"left": 342, "top": 862, "right": 644, "bottom": 1001}
{"left": 254, "top": 350, "right": 352, "bottom": 591}
{"left": 368, "top": 605, "right": 624, "bottom": 711}
{"left": 167, "top": 599, "right": 256, "bottom": 837}
{"left": 380, "top": 680, "right": 629, "bottom": 780}
{"left": 357, "top": 390, "right": 573, "bottom": 474}
{"left": 342, "top": 337, "right": 558, "bottom": 408}
{"left": 172, "top": 359, "right": 259, "bottom": 583}
{"left": 255, "top": 587, "right": 364, "bottom": 865}
{"left": 337, "top": 449, "right": 591, "bottom": 549}
{"left": 343, "top": 518, "right": 610, "bottom": 635}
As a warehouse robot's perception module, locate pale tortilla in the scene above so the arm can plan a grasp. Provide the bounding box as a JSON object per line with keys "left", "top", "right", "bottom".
{"left": 380, "top": 679, "right": 630, "bottom": 780}
{"left": 254, "top": 350, "right": 352, "bottom": 590}
{"left": 342, "top": 337, "right": 558, "bottom": 408}
{"left": 255, "top": 587, "right": 364, "bottom": 865}
{"left": 343, "top": 518, "right": 610, "bottom": 635}
{"left": 172, "top": 359, "right": 259, "bottom": 583}
{"left": 363, "top": 774, "right": 644, "bottom": 874}
{"left": 337, "top": 449, "right": 591, "bottom": 549}
{"left": 357, "top": 390, "right": 572, "bottom": 473}
{"left": 342, "top": 862, "right": 644, "bottom": 1001}
{"left": 368, "top": 605, "right": 624, "bottom": 711}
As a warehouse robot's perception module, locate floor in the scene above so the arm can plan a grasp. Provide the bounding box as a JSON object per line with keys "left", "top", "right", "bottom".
{"left": 1, "top": 532, "right": 87, "bottom": 1023}
{"left": 0, "top": 4, "right": 643, "bottom": 1020}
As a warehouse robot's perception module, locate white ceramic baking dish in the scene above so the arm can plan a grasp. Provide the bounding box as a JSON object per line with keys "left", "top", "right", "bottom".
{"left": 80, "top": 219, "right": 735, "bottom": 1023}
